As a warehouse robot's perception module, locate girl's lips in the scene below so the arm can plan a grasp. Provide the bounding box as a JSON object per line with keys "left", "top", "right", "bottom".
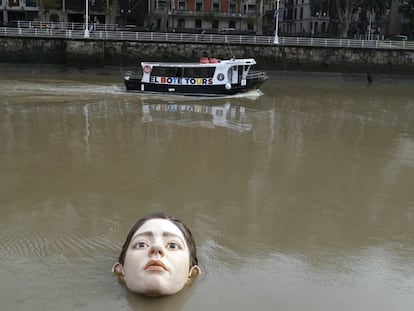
{"left": 145, "top": 260, "right": 167, "bottom": 271}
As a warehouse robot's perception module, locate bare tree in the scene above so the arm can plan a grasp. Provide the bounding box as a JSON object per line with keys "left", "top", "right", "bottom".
{"left": 333, "top": 0, "right": 361, "bottom": 37}
{"left": 256, "top": 0, "right": 264, "bottom": 35}
{"left": 399, "top": 0, "right": 414, "bottom": 37}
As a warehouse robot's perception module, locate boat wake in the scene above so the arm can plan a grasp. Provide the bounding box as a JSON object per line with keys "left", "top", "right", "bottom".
{"left": 224, "top": 89, "right": 264, "bottom": 99}
{"left": 0, "top": 79, "right": 128, "bottom": 97}
{"left": 0, "top": 78, "right": 264, "bottom": 104}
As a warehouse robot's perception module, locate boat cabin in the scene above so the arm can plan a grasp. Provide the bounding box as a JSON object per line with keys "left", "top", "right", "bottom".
{"left": 123, "top": 57, "right": 267, "bottom": 96}
{"left": 140, "top": 58, "right": 257, "bottom": 90}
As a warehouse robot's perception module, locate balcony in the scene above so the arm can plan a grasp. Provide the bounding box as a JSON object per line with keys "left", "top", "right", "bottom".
{"left": 169, "top": 10, "right": 252, "bottom": 19}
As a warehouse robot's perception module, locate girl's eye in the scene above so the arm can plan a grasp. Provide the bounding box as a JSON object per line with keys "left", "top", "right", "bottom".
{"left": 135, "top": 241, "right": 148, "bottom": 248}
{"left": 167, "top": 242, "right": 180, "bottom": 249}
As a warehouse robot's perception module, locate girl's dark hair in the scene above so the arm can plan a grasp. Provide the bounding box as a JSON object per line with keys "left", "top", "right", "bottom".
{"left": 117, "top": 212, "right": 199, "bottom": 269}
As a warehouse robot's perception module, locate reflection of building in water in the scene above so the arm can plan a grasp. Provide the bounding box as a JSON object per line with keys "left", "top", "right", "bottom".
{"left": 141, "top": 102, "right": 252, "bottom": 132}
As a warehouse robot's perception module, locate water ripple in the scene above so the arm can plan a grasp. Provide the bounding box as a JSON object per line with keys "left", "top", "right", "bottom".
{"left": 0, "top": 232, "right": 120, "bottom": 261}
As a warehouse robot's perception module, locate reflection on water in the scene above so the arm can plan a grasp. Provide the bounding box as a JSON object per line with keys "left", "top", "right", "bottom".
{"left": 0, "top": 70, "right": 414, "bottom": 310}
{"left": 141, "top": 101, "right": 252, "bottom": 132}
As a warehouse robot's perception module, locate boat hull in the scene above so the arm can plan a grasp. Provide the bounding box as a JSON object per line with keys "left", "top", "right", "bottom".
{"left": 124, "top": 78, "right": 266, "bottom": 96}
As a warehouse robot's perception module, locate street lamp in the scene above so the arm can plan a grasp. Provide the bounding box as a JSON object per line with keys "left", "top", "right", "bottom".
{"left": 367, "top": 10, "right": 373, "bottom": 40}
{"left": 84, "top": 0, "right": 90, "bottom": 38}
{"left": 273, "top": 0, "right": 280, "bottom": 45}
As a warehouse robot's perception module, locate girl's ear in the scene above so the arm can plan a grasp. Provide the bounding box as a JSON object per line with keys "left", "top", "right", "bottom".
{"left": 187, "top": 265, "right": 201, "bottom": 283}
{"left": 112, "top": 262, "right": 125, "bottom": 281}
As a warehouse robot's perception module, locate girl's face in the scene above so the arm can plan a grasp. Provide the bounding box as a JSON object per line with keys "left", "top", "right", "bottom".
{"left": 117, "top": 218, "right": 194, "bottom": 296}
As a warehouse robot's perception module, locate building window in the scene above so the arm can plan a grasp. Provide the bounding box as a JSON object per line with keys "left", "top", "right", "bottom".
{"left": 212, "top": 20, "right": 219, "bottom": 29}
{"left": 300, "top": 7, "right": 303, "bottom": 19}
{"left": 195, "top": 19, "right": 202, "bottom": 28}
{"left": 248, "top": 5, "right": 255, "bottom": 14}
{"left": 26, "top": 0, "right": 37, "bottom": 8}
{"left": 195, "top": 2, "right": 203, "bottom": 11}
{"left": 156, "top": 0, "right": 167, "bottom": 10}
{"left": 8, "top": 0, "right": 20, "bottom": 6}
{"left": 178, "top": 1, "right": 185, "bottom": 10}
{"left": 212, "top": 2, "right": 220, "bottom": 12}
{"left": 178, "top": 19, "right": 185, "bottom": 28}
{"left": 229, "top": 20, "right": 235, "bottom": 28}
{"left": 229, "top": 3, "right": 236, "bottom": 13}
{"left": 247, "top": 23, "right": 254, "bottom": 31}
{"left": 243, "top": 4, "right": 255, "bottom": 14}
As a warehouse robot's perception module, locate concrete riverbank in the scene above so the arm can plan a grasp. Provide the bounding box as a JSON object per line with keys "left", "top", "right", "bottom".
{"left": 1, "top": 37, "right": 414, "bottom": 74}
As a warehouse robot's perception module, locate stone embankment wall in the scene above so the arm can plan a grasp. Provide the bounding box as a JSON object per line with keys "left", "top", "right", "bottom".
{"left": 1, "top": 37, "right": 414, "bottom": 74}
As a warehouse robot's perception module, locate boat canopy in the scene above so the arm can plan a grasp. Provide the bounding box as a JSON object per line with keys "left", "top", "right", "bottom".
{"left": 141, "top": 58, "right": 257, "bottom": 68}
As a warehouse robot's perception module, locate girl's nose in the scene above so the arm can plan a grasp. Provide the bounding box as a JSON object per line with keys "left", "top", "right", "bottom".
{"left": 150, "top": 244, "right": 164, "bottom": 256}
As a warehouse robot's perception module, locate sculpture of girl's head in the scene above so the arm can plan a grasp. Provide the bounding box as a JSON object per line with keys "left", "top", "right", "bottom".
{"left": 112, "top": 212, "right": 201, "bottom": 296}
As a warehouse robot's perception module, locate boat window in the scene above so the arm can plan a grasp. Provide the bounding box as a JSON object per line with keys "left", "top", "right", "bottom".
{"left": 151, "top": 67, "right": 182, "bottom": 77}
{"left": 183, "top": 67, "right": 215, "bottom": 78}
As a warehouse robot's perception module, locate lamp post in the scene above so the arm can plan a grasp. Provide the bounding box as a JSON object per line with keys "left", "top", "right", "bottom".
{"left": 273, "top": 0, "right": 280, "bottom": 45}
{"left": 84, "top": 0, "right": 90, "bottom": 38}
{"left": 368, "top": 11, "right": 372, "bottom": 40}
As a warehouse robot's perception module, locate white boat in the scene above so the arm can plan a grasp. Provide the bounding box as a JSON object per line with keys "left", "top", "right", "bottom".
{"left": 123, "top": 57, "right": 268, "bottom": 96}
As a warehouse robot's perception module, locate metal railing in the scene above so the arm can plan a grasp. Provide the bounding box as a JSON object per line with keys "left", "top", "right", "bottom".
{"left": 278, "top": 36, "right": 414, "bottom": 49}
{"left": 247, "top": 70, "right": 268, "bottom": 80}
{"left": 10, "top": 21, "right": 119, "bottom": 31}
{"left": 1, "top": 25, "right": 413, "bottom": 50}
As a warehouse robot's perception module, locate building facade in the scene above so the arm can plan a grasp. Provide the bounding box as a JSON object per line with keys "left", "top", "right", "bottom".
{"left": 1, "top": 0, "right": 132, "bottom": 25}
{"left": 2, "top": 0, "right": 40, "bottom": 23}
{"left": 0, "top": 0, "right": 260, "bottom": 34}
{"left": 148, "top": 0, "right": 258, "bottom": 33}
{"left": 280, "top": 0, "right": 329, "bottom": 36}
{"left": 1, "top": 0, "right": 408, "bottom": 38}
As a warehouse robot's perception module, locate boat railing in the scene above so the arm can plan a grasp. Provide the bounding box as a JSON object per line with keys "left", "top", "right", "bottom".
{"left": 123, "top": 70, "right": 142, "bottom": 79}
{"left": 247, "top": 70, "right": 268, "bottom": 80}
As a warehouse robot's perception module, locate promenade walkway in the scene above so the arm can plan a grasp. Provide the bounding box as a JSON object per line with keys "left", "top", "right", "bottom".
{"left": 1, "top": 21, "right": 413, "bottom": 50}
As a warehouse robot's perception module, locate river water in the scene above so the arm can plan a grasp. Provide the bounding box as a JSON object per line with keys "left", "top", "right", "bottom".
{"left": 1, "top": 66, "right": 414, "bottom": 310}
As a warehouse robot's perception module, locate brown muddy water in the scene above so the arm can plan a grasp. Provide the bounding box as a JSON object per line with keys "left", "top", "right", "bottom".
{"left": 0, "top": 66, "right": 414, "bottom": 311}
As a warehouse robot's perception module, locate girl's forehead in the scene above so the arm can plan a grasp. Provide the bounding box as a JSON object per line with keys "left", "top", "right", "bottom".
{"left": 133, "top": 218, "right": 185, "bottom": 239}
